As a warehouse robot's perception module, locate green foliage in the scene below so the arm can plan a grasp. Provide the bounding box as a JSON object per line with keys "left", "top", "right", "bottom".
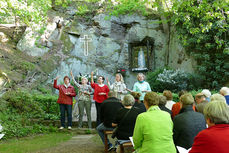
{"left": 0, "top": 110, "right": 58, "bottom": 139}
{"left": 106, "top": 0, "right": 150, "bottom": 17}
{"left": 55, "top": 0, "right": 72, "bottom": 7}
{"left": 0, "top": 133, "right": 72, "bottom": 153}
{"left": 146, "top": 68, "right": 202, "bottom": 92}
{"left": 2, "top": 89, "right": 45, "bottom": 118}
{"left": 0, "top": 89, "right": 59, "bottom": 139}
{"left": 0, "top": 0, "right": 52, "bottom": 25}
{"left": 146, "top": 68, "right": 165, "bottom": 92}
{"left": 171, "top": 0, "right": 229, "bottom": 88}
{"left": 76, "top": 4, "right": 90, "bottom": 16}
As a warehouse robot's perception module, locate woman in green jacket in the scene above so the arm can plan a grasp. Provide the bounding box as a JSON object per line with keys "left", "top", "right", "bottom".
{"left": 133, "top": 92, "right": 176, "bottom": 153}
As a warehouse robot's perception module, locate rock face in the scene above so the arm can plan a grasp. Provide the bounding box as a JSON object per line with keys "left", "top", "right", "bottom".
{"left": 17, "top": 12, "right": 196, "bottom": 88}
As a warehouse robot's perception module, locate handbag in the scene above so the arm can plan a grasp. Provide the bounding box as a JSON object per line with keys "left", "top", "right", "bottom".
{"left": 111, "top": 108, "right": 132, "bottom": 138}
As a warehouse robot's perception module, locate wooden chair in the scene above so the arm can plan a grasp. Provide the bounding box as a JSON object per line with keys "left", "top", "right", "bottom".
{"left": 119, "top": 141, "right": 134, "bottom": 153}
{"left": 104, "top": 130, "right": 113, "bottom": 153}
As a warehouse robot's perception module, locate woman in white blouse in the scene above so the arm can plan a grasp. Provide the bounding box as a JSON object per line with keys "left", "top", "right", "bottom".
{"left": 107, "top": 73, "right": 127, "bottom": 101}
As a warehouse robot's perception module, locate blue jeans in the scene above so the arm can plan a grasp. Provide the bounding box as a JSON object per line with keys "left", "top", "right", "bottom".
{"left": 59, "top": 104, "right": 72, "bottom": 127}
{"left": 96, "top": 123, "right": 114, "bottom": 147}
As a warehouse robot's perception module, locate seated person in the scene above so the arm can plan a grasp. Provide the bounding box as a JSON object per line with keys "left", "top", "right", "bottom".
{"left": 158, "top": 95, "right": 172, "bottom": 115}
{"left": 112, "top": 94, "right": 141, "bottom": 140}
{"left": 173, "top": 93, "right": 206, "bottom": 149}
{"left": 163, "top": 90, "right": 175, "bottom": 110}
{"left": 195, "top": 93, "right": 206, "bottom": 105}
{"left": 171, "top": 90, "right": 187, "bottom": 118}
{"left": 220, "top": 87, "right": 229, "bottom": 105}
{"left": 189, "top": 100, "right": 229, "bottom": 153}
{"left": 201, "top": 89, "right": 211, "bottom": 102}
{"left": 131, "top": 92, "right": 146, "bottom": 113}
{"left": 196, "top": 100, "right": 208, "bottom": 114}
{"left": 133, "top": 92, "right": 176, "bottom": 153}
{"left": 96, "top": 91, "right": 123, "bottom": 150}
{"left": 211, "top": 93, "right": 226, "bottom": 103}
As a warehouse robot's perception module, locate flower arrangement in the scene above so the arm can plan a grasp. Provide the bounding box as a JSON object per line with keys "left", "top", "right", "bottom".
{"left": 117, "top": 68, "right": 126, "bottom": 77}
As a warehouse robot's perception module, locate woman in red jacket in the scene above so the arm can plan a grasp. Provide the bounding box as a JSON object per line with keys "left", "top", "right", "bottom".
{"left": 91, "top": 71, "right": 109, "bottom": 126}
{"left": 189, "top": 100, "right": 229, "bottom": 153}
{"left": 54, "top": 76, "right": 76, "bottom": 130}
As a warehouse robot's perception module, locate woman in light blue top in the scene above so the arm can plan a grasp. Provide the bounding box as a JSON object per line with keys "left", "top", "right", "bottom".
{"left": 133, "top": 73, "right": 151, "bottom": 101}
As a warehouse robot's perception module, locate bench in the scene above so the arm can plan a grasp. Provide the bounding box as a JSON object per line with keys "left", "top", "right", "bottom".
{"left": 104, "top": 130, "right": 113, "bottom": 153}
{"left": 119, "top": 141, "right": 134, "bottom": 153}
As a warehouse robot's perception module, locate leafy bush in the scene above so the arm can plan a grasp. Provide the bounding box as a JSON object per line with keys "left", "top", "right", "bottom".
{"left": 147, "top": 68, "right": 202, "bottom": 92}
{"left": 2, "top": 89, "right": 45, "bottom": 118}
{"left": 0, "top": 89, "right": 59, "bottom": 139}
{"left": 106, "top": 0, "right": 150, "bottom": 17}
{"left": 0, "top": 110, "right": 58, "bottom": 139}
{"left": 172, "top": 0, "right": 229, "bottom": 88}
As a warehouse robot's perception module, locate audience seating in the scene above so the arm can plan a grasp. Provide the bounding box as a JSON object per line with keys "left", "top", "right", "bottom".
{"left": 104, "top": 130, "right": 113, "bottom": 153}
{"left": 118, "top": 140, "right": 134, "bottom": 153}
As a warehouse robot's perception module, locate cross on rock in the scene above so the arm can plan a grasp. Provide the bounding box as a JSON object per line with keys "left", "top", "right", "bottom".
{"left": 80, "top": 35, "right": 92, "bottom": 56}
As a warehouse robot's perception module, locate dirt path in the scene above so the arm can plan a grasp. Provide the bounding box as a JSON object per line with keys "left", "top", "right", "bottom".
{"left": 36, "top": 134, "right": 105, "bottom": 153}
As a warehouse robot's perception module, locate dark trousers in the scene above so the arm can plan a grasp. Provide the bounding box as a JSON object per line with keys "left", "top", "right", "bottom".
{"left": 59, "top": 104, "right": 72, "bottom": 127}
{"left": 95, "top": 102, "right": 102, "bottom": 126}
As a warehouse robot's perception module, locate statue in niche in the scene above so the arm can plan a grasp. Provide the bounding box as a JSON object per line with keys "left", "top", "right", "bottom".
{"left": 132, "top": 47, "right": 148, "bottom": 72}
{"left": 138, "top": 48, "right": 146, "bottom": 68}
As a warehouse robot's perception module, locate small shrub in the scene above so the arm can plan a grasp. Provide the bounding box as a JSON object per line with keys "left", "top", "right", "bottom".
{"left": 2, "top": 89, "right": 45, "bottom": 118}
{"left": 147, "top": 68, "right": 203, "bottom": 92}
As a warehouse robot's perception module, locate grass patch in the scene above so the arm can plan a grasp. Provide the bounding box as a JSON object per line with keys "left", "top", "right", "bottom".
{"left": 0, "top": 133, "right": 72, "bottom": 153}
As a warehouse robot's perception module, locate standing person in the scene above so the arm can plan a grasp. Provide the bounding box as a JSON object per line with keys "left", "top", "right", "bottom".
{"left": 133, "top": 73, "right": 151, "bottom": 102}
{"left": 91, "top": 71, "right": 109, "bottom": 126}
{"left": 70, "top": 71, "right": 93, "bottom": 129}
{"left": 107, "top": 73, "right": 127, "bottom": 101}
{"left": 53, "top": 76, "right": 76, "bottom": 130}
{"left": 133, "top": 92, "right": 176, "bottom": 153}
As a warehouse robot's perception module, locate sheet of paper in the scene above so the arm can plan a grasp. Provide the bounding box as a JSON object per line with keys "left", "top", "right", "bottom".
{"left": 176, "top": 146, "right": 191, "bottom": 153}
{"left": 129, "top": 137, "right": 134, "bottom": 147}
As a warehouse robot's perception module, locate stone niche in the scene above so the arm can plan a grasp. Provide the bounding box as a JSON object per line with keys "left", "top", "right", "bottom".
{"left": 129, "top": 36, "right": 155, "bottom": 72}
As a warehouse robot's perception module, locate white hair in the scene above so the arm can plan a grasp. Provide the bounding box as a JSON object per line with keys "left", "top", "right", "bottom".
{"left": 201, "top": 89, "right": 211, "bottom": 98}
{"left": 220, "top": 87, "right": 229, "bottom": 96}
{"left": 204, "top": 100, "right": 229, "bottom": 124}
{"left": 137, "top": 73, "right": 145, "bottom": 80}
{"left": 211, "top": 94, "right": 226, "bottom": 103}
